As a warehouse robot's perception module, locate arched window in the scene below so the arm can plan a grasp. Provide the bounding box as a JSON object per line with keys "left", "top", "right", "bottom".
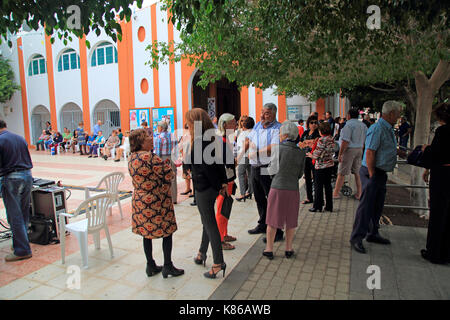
{"left": 28, "top": 55, "right": 46, "bottom": 76}
{"left": 91, "top": 42, "right": 118, "bottom": 67}
{"left": 58, "top": 49, "right": 80, "bottom": 72}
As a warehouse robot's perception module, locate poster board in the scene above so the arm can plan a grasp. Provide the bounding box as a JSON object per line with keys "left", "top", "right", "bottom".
{"left": 129, "top": 108, "right": 150, "bottom": 130}
{"left": 152, "top": 107, "right": 175, "bottom": 134}
{"left": 207, "top": 98, "right": 216, "bottom": 119}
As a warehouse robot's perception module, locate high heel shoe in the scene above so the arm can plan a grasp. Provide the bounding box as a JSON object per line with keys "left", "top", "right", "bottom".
{"left": 181, "top": 189, "right": 192, "bottom": 195}
{"left": 146, "top": 261, "right": 163, "bottom": 277}
{"left": 245, "top": 193, "right": 252, "bottom": 200}
{"left": 236, "top": 196, "right": 246, "bottom": 202}
{"left": 194, "top": 252, "right": 207, "bottom": 267}
{"left": 204, "top": 263, "right": 226, "bottom": 279}
{"left": 309, "top": 207, "right": 322, "bottom": 213}
{"left": 262, "top": 251, "right": 274, "bottom": 260}
{"left": 285, "top": 251, "right": 295, "bottom": 259}
{"left": 162, "top": 263, "right": 184, "bottom": 278}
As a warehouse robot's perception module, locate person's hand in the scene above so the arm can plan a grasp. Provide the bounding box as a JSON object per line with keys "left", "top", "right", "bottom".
{"left": 421, "top": 144, "right": 429, "bottom": 151}
{"left": 338, "top": 154, "right": 343, "bottom": 163}
{"left": 422, "top": 169, "right": 430, "bottom": 184}
{"left": 306, "top": 152, "right": 312, "bottom": 158}
{"left": 219, "top": 184, "right": 228, "bottom": 196}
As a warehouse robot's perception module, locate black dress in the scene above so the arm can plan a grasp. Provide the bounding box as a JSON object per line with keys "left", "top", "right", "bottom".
{"left": 300, "top": 129, "right": 320, "bottom": 202}
{"left": 422, "top": 123, "right": 450, "bottom": 263}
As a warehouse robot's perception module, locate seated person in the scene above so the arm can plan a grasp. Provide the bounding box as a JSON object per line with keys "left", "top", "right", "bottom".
{"left": 86, "top": 132, "right": 95, "bottom": 153}
{"left": 49, "top": 132, "right": 63, "bottom": 151}
{"left": 88, "top": 131, "right": 105, "bottom": 158}
{"left": 77, "top": 131, "right": 87, "bottom": 155}
{"left": 70, "top": 131, "right": 78, "bottom": 153}
{"left": 36, "top": 130, "right": 49, "bottom": 151}
{"left": 114, "top": 131, "right": 130, "bottom": 162}
{"left": 44, "top": 131, "right": 56, "bottom": 150}
{"left": 61, "top": 128, "right": 73, "bottom": 151}
{"left": 102, "top": 130, "right": 120, "bottom": 160}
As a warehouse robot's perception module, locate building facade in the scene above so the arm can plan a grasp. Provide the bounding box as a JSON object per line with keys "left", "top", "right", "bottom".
{"left": 0, "top": 2, "right": 350, "bottom": 145}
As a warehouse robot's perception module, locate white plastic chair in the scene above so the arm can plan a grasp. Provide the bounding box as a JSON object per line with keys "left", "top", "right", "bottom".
{"left": 84, "top": 172, "right": 125, "bottom": 219}
{"left": 59, "top": 193, "right": 115, "bottom": 269}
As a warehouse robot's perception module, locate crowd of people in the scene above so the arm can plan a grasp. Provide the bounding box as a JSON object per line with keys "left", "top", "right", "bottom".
{"left": 34, "top": 120, "right": 130, "bottom": 162}
{"left": 2, "top": 100, "right": 448, "bottom": 281}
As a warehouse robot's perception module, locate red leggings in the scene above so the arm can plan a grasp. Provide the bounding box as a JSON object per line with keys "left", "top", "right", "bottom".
{"left": 216, "top": 182, "right": 234, "bottom": 241}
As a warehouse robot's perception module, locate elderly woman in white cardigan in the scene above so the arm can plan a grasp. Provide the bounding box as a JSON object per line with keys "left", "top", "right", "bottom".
{"left": 263, "top": 121, "right": 306, "bottom": 260}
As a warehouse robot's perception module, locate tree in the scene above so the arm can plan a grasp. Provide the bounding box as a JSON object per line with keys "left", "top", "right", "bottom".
{"left": 0, "top": 0, "right": 143, "bottom": 47}
{"left": 152, "top": 0, "right": 449, "bottom": 214}
{"left": 0, "top": 55, "right": 20, "bottom": 103}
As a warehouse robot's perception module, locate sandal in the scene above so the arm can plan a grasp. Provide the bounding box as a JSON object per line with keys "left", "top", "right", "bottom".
{"left": 301, "top": 199, "right": 313, "bottom": 204}
{"left": 221, "top": 242, "right": 235, "bottom": 250}
{"left": 181, "top": 190, "right": 192, "bottom": 195}
{"left": 223, "top": 235, "right": 237, "bottom": 242}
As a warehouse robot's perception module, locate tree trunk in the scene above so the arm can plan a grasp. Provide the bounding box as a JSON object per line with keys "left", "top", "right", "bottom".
{"left": 410, "top": 60, "right": 450, "bottom": 216}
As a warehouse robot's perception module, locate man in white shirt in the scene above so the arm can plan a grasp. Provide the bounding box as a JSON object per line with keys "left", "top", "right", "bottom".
{"left": 333, "top": 109, "right": 368, "bottom": 199}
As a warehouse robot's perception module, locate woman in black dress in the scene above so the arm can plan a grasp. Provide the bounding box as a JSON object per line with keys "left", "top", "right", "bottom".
{"left": 299, "top": 116, "right": 320, "bottom": 204}
{"left": 421, "top": 102, "right": 450, "bottom": 264}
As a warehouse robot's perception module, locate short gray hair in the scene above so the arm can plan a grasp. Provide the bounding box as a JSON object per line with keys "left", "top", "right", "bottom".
{"left": 263, "top": 102, "right": 277, "bottom": 114}
{"left": 280, "top": 121, "right": 299, "bottom": 141}
{"left": 218, "top": 113, "right": 235, "bottom": 136}
{"left": 382, "top": 101, "right": 403, "bottom": 115}
{"left": 157, "top": 120, "right": 168, "bottom": 131}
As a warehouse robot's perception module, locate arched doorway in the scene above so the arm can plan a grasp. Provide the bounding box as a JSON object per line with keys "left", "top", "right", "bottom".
{"left": 191, "top": 71, "right": 241, "bottom": 119}
{"left": 93, "top": 99, "right": 120, "bottom": 138}
{"left": 31, "top": 105, "right": 50, "bottom": 144}
{"left": 60, "top": 103, "right": 83, "bottom": 134}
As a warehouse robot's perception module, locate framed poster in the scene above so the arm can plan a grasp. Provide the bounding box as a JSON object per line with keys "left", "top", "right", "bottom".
{"left": 207, "top": 98, "right": 216, "bottom": 119}
{"left": 152, "top": 107, "right": 175, "bottom": 134}
{"left": 129, "top": 108, "right": 150, "bottom": 130}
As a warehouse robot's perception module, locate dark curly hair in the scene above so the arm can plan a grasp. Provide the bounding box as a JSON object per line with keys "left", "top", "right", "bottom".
{"left": 434, "top": 102, "right": 450, "bottom": 124}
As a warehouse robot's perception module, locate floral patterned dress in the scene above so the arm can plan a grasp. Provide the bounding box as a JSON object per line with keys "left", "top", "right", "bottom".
{"left": 128, "top": 151, "right": 177, "bottom": 239}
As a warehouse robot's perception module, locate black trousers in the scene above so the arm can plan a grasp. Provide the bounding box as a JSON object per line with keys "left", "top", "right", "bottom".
{"left": 350, "top": 166, "right": 387, "bottom": 243}
{"left": 304, "top": 158, "right": 316, "bottom": 202}
{"left": 196, "top": 187, "right": 224, "bottom": 265}
{"left": 313, "top": 166, "right": 333, "bottom": 211}
{"left": 251, "top": 166, "right": 283, "bottom": 236}
{"left": 143, "top": 234, "right": 173, "bottom": 267}
{"left": 426, "top": 166, "right": 450, "bottom": 263}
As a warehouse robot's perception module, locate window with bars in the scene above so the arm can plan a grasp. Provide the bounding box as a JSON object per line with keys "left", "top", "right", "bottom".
{"left": 28, "top": 55, "right": 46, "bottom": 76}
{"left": 57, "top": 49, "right": 80, "bottom": 72}
{"left": 90, "top": 42, "right": 118, "bottom": 67}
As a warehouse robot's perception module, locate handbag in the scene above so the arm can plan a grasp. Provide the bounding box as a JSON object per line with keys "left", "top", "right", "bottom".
{"left": 407, "top": 145, "right": 429, "bottom": 168}
{"left": 28, "top": 215, "right": 59, "bottom": 245}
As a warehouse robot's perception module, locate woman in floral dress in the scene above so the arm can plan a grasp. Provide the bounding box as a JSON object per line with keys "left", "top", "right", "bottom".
{"left": 128, "top": 128, "right": 184, "bottom": 278}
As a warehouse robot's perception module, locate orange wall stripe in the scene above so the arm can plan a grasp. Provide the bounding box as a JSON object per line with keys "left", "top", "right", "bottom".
{"left": 167, "top": 10, "right": 177, "bottom": 130}
{"left": 255, "top": 87, "right": 263, "bottom": 121}
{"left": 316, "top": 98, "right": 325, "bottom": 120}
{"left": 278, "top": 94, "right": 286, "bottom": 122}
{"left": 16, "top": 38, "right": 31, "bottom": 145}
{"left": 118, "top": 20, "right": 133, "bottom": 132}
{"left": 79, "top": 36, "right": 91, "bottom": 132}
{"left": 180, "top": 58, "right": 196, "bottom": 125}
{"left": 151, "top": 4, "right": 160, "bottom": 108}
{"left": 126, "top": 21, "right": 135, "bottom": 131}
{"left": 44, "top": 34, "right": 57, "bottom": 130}
{"left": 240, "top": 86, "right": 249, "bottom": 116}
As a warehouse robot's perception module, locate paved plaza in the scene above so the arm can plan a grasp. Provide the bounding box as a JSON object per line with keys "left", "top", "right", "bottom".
{"left": 0, "top": 151, "right": 449, "bottom": 300}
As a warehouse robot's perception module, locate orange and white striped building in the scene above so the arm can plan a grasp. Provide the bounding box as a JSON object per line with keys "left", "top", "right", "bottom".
{"left": 0, "top": 1, "right": 350, "bottom": 145}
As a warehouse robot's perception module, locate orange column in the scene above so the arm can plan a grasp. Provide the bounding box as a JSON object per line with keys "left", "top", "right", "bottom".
{"left": 151, "top": 4, "right": 160, "bottom": 108}
{"left": 181, "top": 58, "right": 196, "bottom": 125}
{"left": 240, "top": 86, "right": 249, "bottom": 116}
{"left": 117, "top": 20, "right": 135, "bottom": 132}
{"left": 44, "top": 34, "right": 57, "bottom": 130}
{"left": 16, "top": 38, "right": 31, "bottom": 145}
{"left": 167, "top": 11, "right": 177, "bottom": 130}
{"left": 316, "top": 98, "right": 325, "bottom": 120}
{"left": 278, "top": 94, "right": 287, "bottom": 122}
{"left": 79, "top": 36, "right": 91, "bottom": 132}
{"left": 255, "top": 87, "right": 263, "bottom": 121}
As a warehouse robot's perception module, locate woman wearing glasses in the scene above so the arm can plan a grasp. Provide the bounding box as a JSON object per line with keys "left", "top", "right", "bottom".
{"left": 299, "top": 116, "right": 320, "bottom": 205}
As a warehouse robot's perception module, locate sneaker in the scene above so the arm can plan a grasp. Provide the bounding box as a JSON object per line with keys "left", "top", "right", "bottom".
{"left": 5, "top": 253, "right": 32, "bottom": 262}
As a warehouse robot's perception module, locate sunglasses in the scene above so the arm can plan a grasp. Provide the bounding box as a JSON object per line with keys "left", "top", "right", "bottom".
{"left": 310, "top": 121, "right": 318, "bottom": 124}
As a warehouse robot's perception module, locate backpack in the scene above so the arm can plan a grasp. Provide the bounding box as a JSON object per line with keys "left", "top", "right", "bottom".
{"left": 28, "top": 215, "right": 59, "bottom": 245}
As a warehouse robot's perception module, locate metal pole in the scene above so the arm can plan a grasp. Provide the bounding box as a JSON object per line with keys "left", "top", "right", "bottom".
{"left": 384, "top": 204, "right": 429, "bottom": 211}
{"left": 386, "top": 184, "right": 429, "bottom": 189}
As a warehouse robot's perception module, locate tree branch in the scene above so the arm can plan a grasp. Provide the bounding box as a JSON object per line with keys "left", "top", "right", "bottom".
{"left": 430, "top": 59, "right": 450, "bottom": 93}
{"left": 369, "top": 85, "right": 398, "bottom": 92}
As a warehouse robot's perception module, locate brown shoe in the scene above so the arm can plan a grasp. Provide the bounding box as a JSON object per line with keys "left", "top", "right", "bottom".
{"left": 223, "top": 235, "right": 237, "bottom": 242}
{"left": 221, "top": 242, "right": 235, "bottom": 250}
{"left": 5, "top": 253, "right": 32, "bottom": 262}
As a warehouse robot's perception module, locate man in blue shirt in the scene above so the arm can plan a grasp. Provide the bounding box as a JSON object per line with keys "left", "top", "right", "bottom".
{"left": 0, "top": 119, "right": 33, "bottom": 261}
{"left": 93, "top": 120, "right": 102, "bottom": 139}
{"left": 244, "top": 103, "right": 284, "bottom": 243}
{"left": 350, "top": 101, "right": 402, "bottom": 254}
